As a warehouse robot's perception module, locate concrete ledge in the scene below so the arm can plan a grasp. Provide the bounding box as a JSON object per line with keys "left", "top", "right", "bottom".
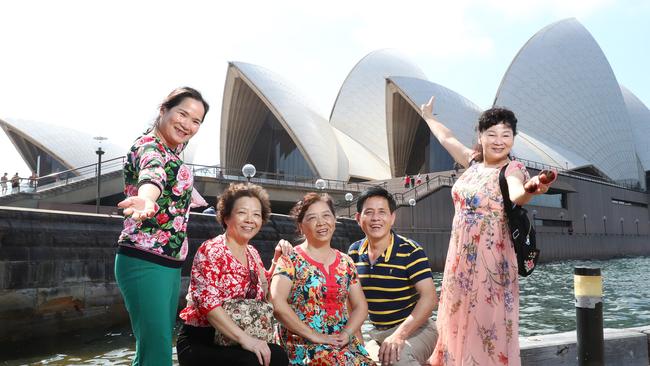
{"left": 362, "top": 327, "right": 650, "bottom": 365}
{"left": 521, "top": 328, "right": 649, "bottom": 365}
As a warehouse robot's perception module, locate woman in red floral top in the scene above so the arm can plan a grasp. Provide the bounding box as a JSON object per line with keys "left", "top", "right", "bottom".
{"left": 178, "top": 183, "right": 290, "bottom": 366}
{"left": 114, "top": 87, "right": 209, "bottom": 366}
{"left": 270, "top": 193, "right": 375, "bottom": 366}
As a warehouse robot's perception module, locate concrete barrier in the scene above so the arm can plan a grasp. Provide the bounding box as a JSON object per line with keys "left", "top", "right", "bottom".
{"left": 362, "top": 327, "right": 650, "bottom": 365}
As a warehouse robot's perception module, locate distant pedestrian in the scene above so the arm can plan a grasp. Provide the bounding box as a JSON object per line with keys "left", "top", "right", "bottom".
{"left": 11, "top": 173, "right": 20, "bottom": 193}
{"left": 410, "top": 175, "right": 415, "bottom": 188}
{"left": 29, "top": 171, "right": 38, "bottom": 189}
{"left": 1, "top": 172, "right": 7, "bottom": 195}
{"left": 416, "top": 173, "right": 423, "bottom": 186}
{"left": 404, "top": 175, "right": 411, "bottom": 188}
{"left": 425, "top": 174, "right": 430, "bottom": 183}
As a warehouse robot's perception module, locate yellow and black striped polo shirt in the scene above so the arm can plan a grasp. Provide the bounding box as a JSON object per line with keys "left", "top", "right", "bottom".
{"left": 348, "top": 232, "right": 433, "bottom": 327}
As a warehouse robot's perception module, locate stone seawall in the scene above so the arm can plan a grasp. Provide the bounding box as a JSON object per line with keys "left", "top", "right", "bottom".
{"left": 0, "top": 207, "right": 364, "bottom": 343}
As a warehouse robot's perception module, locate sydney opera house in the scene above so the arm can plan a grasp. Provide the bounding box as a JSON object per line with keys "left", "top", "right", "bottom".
{"left": 1, "top": 18, "right": 649, "bottom": 238}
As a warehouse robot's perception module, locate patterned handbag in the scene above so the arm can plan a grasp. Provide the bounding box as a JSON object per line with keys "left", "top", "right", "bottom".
{"left": 213, "top": 298, "right": 276, "bottom": 346}
{"left": 213, "top": 266, "right": 276, "bottom": 346}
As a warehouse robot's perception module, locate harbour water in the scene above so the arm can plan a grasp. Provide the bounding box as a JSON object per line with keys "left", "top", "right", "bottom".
{"left": 2, "top": 256, "right": 649, "bottom": 365}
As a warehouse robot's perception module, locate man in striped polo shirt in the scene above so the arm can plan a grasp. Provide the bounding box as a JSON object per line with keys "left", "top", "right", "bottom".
{"left": 348, "top": 186, "right": 438, "bottom": 366}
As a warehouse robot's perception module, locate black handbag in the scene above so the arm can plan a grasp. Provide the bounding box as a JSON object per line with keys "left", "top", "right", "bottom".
{"left": 498, "top": 164, "right": 540, "bottom": 276}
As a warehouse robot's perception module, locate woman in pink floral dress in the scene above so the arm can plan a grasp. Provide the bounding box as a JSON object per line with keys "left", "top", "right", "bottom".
{"left": 419, "top": 97, "right": 553, "bottom": 366}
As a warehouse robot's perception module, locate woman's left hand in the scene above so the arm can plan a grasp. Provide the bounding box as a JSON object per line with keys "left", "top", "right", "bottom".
{"left": 334, "top": 330, "right": 352, "bottom": 347}
{"left": 273, "top": 239, "right": 293, "bottom": 262}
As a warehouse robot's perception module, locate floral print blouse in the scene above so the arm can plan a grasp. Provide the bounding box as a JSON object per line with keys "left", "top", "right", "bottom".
{"left": 179, "top": 234, "right": 268, "bottom": 327}
{"left": 117, "top": 135, "right": 193, "bottom": 267}
{"left": 274, "top": 247, "right": 376, "bottom": 365}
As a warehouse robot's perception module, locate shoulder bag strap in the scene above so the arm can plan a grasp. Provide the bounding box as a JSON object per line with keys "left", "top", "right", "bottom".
{"left": 499, "top": 164, "right": 514, "bottom": 213}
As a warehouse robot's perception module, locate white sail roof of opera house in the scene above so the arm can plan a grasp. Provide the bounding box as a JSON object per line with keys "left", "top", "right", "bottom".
{"left": 385, "top": 76, "right": 481, "bottom": 177}
{"left": 494, "top": 18, "right": 640, "bottom": 186}
{"left": 620, "top": 85, "right": 650, "bottom": 172}
{"left": 0, "top": 117, "right": 126, "bottom": 174}
{"left": 220, "top": 62, "right": 349, "bottom": 181}
{"left": 331, "top": 127, "right": 390, "bottom": 180}
{"left": 330, "top": 49, "right": 427, "bottom": 169}
{"left": 384, "top": 76, "right": 589, "bottom": 176}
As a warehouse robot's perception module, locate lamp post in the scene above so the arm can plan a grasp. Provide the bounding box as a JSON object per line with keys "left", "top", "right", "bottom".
{"left": 94, "top": 136, "right": 107, "bottom": 214}
{"left": 602, "top": 216, "right": 607, "bottom": 235}
{"left": 620, "top": 217, "right": 624, "bottom": 235}
{"left": 408, "top": 198, "right": 416, "bottom": 230}
{"left": 242, "top": 163, "right": 256, "bottom": 182}
{"left": 315, "top": 178, "right": 326, "bottom": 191}
{"left": 635, "top": 219, "right": 639, "bottom": 236}
{"left": 583, "top": 214, "right": 587, "bottom": 234}
{"left": 345, "top": 192, "right": 353, "bottom": 218}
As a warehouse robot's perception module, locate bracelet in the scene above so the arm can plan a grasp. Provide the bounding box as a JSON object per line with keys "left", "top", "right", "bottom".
{"left": 343, "top": 328, "right": 354, "bottom": 343}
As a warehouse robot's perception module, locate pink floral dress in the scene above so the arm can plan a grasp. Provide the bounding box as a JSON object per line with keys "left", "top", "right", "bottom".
{"left": 431, "top": 161, "right": 529, "bottom": 366}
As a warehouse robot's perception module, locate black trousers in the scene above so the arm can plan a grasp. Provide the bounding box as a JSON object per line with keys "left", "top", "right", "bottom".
{"left": 177, "top": 323, "right": 289, "bottom": 366}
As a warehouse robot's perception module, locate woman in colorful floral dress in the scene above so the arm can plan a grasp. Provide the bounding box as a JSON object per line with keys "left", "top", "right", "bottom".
{"left": 177, "top": 183, "right": 290, "bottom": 366}
{"left": 270, "top": 193, "right": 376, "bottom": 366}
{"left": 115, "top": 87, "right": 209, "bottom": 366}
{"left": 419, "top": 97, "right": 554, "bottom": 366}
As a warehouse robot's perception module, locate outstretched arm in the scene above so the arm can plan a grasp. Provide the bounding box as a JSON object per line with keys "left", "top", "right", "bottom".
{"left": 420, "top": 96, "right": 475, "bottom": 168}
{"left": 507, "top": 169, "right": 553, "bottom": 206}
{"left": 117, "top": 183, "right": 161, "bottom": 220}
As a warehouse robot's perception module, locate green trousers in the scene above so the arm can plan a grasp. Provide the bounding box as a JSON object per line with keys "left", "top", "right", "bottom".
{"left": 115, "top": 254, "right": 181, "bottom": 366}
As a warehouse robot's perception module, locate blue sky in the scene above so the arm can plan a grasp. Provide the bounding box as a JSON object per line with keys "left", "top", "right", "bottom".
{"left": 0, "top": 0, "right": 648, "bottom": 177}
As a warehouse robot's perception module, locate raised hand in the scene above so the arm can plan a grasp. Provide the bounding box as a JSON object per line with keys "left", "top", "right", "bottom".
{"left": 118, "top": 196, "right": 158, "bottom": 221}
{"left": 420, "top": 96, "right": 436, "bottom": 120}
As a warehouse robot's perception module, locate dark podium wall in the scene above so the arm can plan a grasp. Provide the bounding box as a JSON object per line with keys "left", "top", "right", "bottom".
{"left": 0, "top": 207, "right": 365, "bottom": 343}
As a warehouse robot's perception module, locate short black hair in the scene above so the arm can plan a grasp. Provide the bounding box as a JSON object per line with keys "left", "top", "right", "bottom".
{"left": 477, "top": 107, "right": 517, "bottom": 135}
{"left": 356, "top": 186, "right": 397, "bottom": 213}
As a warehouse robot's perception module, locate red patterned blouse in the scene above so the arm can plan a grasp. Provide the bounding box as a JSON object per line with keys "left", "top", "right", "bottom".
{"left": 179, "top": 234, "right": 271, "bottom": 327}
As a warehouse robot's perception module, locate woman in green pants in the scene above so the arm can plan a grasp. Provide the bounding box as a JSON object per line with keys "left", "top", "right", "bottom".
{"left": 115, "top": 86, "right": 209, "bottom": 366}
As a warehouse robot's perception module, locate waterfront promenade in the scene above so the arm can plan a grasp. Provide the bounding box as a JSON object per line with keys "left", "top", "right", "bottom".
{"left": 1, "top": 207, "right": 650, "bottom": 364}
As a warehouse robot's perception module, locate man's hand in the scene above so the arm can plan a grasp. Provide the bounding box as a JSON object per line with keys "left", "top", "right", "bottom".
{"left": 379, "top": 333, "right": 406, "bottom": 365}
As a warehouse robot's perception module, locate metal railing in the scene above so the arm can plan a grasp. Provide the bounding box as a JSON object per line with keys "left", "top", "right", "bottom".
{"left": 515, "top": 157, "right": 644, "bottom": 192}
{"left": 187, "top": 163, "right": 386, "bottom": 193}
{"left": 1, "top": 154, "right": 643, "bottom": 201}
{"left": 393, "top": 174, "right": 455, "bottom": 206}
{"left": 0, "top": 156, "right": 126, "bottom": 197}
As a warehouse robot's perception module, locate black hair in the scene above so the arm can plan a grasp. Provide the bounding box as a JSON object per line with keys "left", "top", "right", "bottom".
{"left": 473, "top": 106, "right": 517, "bottom": 162}
{"left": 146, "top": 86, "right": 210, "bottom": 133}
{"left": 356, "top": 186, "right": 397, "bottom": 213}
